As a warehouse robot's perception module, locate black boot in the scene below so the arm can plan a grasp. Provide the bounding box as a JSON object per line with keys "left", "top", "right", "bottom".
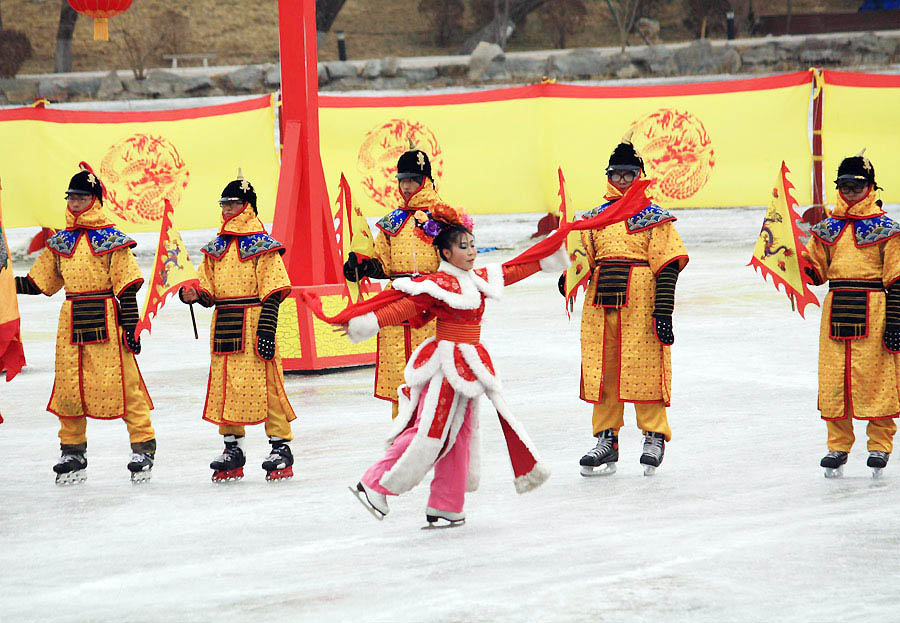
{"left": 262, "top": 439, "right": 293, "bottom": 482}
{"left": 210, "top": 435, "right": 246, "bottom": 482}
{"left": 54, "top": 447, "right": 87, "bottom": 485}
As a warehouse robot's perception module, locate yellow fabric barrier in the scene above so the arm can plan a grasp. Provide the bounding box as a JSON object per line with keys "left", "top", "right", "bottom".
{"left": 320, "top": 72, "right": 814, "bottom": 216}
{"left": 822, "top": 70, "right": 900, "bottom": 206}
{"left": 0, "top": 96, "right": 279, "bottom": 232}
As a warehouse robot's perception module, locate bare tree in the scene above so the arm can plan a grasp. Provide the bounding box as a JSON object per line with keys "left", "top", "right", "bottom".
{"left": 113, "top": 9, "right": 184, "bottom": 80}
{"left": 685, "top": 0, "right": 731, "bottom": 38}
{"left": 54, "top": 0, "right": 79, "bottom": 73}
{"left": 316, "top": 0, "right": 347, "bottom": 32}
{"left": 420, "top": 0, "right": 466, "bottom": 46}
{"left": 538, "top": 0, "right": 588, "bottom": 49}
{"left": 1, "top": 0, "right": 4, "bottom": 30}
{"left": 458, "top": 0, "right": 548, "bottom": 54}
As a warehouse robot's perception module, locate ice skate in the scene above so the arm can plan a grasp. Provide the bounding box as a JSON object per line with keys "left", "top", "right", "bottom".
{"left": 350, "top": 481, "right": 388, "bottom": 520}
{"left": 127, "top": 452, "right": 154, "bottom": 484}
{"left": 422, "top": 507, "right": 466, "bottom": 530}
{"left": 868, "top": 451, "right": 889, "bottom": 479}
{"left": 53, "top": 451, "right": 87, "bottom": 486}
{"left": 640, "top": 431, "right": 666, "bottom": 476}
{"left": 821, "top": 450, "right": 848, "bottom": 478}
{"left": 210, "top": 436, "right": 245, "bottom": 483}
{"left": 262, "top": 440, "right": 293, "bottom": 482}
{"left": 579, "top": 429, "right": 618, "bottom": 477}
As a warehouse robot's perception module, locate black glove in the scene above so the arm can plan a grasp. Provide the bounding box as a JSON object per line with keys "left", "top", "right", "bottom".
{"left": 558, "top": 273, "right": 566, "bottom": 297}
{"left": 123, "top": 328, "right": 141, "bottom": 354}
{"left": 118, "top": 286, "right": 141, "bottom": 355}
{"left": 256, "top": 296, "right": 281, "bottom": 361}
{"left": 885, "top": 282, "right": 900, "bottom": 353}
{"left": 653, "top": 314, "right": 674, "bottom": 346}
{"left": 343, "top": 252, "right": 385, "bottom": 282}
{"left": 653, "top": 263, "right": 679, "bottom": 346}
{"left": 803, "top": 265, "right": 822, "bottom": 285}
{"left": 15, "top": 275, "right": 42, "bottom": 295}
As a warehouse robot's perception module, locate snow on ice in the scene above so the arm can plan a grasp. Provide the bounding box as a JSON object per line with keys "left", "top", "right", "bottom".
{"left": 2, "top": 209, "right": 900, "bottom": 621}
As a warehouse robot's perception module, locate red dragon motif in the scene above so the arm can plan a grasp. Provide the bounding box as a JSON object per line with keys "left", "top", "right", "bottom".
{"left": 100, "top": 134, "right": 190, "bottom": 223}
{"left": 629, "top": 109, "right": 715, "bottom": 202}
{"left": 357, "top": 119, "right": 444, "bottom": 210}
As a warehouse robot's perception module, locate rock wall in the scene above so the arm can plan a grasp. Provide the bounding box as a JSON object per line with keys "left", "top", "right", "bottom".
{"left": 1, "top": 31, "right": 897, "bottom": 105}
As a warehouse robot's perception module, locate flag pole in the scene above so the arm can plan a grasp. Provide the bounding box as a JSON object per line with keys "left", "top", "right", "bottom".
{"left": 189, "top": 303, "right": 199, "bottom": 339}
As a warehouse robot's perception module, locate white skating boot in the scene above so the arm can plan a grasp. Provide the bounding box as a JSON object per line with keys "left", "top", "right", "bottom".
{"left": 868, "top": 451, "right": 889, "bottom": 479}
{"left": 821, "top": 450, "right": 848, "bottom": 478}
{"left": 640, "top": 431, "right": 666, "bottom": 476}
{"left": 350, "top": 481, "right": 389, "bottom": 520}
{"left": 423, "top": 507, "right": 466, "bottom": 530}
{"left": 579, "top": 429, "right": 618, "bottom": 477}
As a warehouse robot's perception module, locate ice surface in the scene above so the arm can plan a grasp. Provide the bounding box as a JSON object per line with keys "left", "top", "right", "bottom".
{"left": 3, "top": 208, "right": 900, "bottom": 622}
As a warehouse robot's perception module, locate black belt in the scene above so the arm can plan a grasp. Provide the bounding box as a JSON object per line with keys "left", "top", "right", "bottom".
{"left": 66, "top": 290, "right": 114, "bottom": 300}
{"left": 215, "top": 296, "right": 261, "bottom": 308}
{"left": 829, "top": 280, "right": 884, "bottom": 291}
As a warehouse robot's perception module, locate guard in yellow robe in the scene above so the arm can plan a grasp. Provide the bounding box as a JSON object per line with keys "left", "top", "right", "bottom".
{"left": 805, "top": 152, "right": 900, "bottom": 477}
{"left": 15, "top": 165, "right": 155, "bottom": 484}
{"left": 343, "top": 148, "right": 441, "bottom": 418}
{"left": 575, "top": 141, "right": 688, "bottom": 476}
{"left": 181, "top": 175, "right": 296, "bottom": 482}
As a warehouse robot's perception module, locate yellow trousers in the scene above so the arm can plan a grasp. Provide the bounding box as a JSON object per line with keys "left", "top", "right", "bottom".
{"left": 591, "top": 310, "right": 672, "bottom": 441}
{"left": 391, "top": 402, "right": 399, "bottom": 420}
{"left": 219, "top": 370, "right": 293, "bottom": 440}
{"left": 58, "top": 353, "right": 155, "bottom": 451}
{"left": 826, "top": 417, "right": 897, "bottom": 453}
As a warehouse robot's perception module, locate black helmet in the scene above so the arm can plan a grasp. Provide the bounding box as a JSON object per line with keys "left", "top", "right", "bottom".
{"left": 606, "top": 141, "right": 644, "bottom": 174}
{"left": 396, "top": 149, "right": 431, "bottom": 181}
{"left": 835, "top": 150, "right": 878, "bottom": 189}
{"left": 220, "top": 172, "right": 257, "bottom": 212}
{"left": 67, "top": 162, "right": 104, "bottom": 205}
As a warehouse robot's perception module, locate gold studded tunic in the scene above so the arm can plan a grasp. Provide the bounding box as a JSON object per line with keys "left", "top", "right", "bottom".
{"left": 370, "top": 183, "right": 442, "bottom": 403}
{"left": 806, "top": 191, "right": 900, "bottom": 420}
{"left": 579, "top": 196, "right": 688, "bottom": 405}
{"left": 197, "top": 207, "right": 296, "bottom": 426}
{"left": 25, "top": 203, "right": 153, "bottom": 419}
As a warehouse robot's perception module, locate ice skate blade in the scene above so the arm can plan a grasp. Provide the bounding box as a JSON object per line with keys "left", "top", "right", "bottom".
{"left": 872, "top": 467, "right": 884, "bottom": 480}
{"left": 212, "top": 467, "right": 244, "bottom": 483}
{"left": 265, "top": 466, "right": 293, "bottom": 482}
{"left": 130, "top": 470, "right": 152, "bottom": 484}
{"left": 643, "top": 465, "right": 657, "bottom": 477}
{"left": 580, "top": 463, "right": 617, "bottom": 477}
{"left": 824, "top": 465, "right": 844, "bottom": 478}
{"left": 349, "top": 485, "right": 385, "bottom": 521}
{"left": 55, "top": 470, "right": 86, "bottom": 486}
{"left": 422, "top": 518, "right": 466, "bottom": 530}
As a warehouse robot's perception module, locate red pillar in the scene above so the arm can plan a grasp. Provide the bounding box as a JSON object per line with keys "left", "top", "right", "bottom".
{"left": 273, "top": 0, "right": 378, "bottom": 370}
{"left": 804, "top": 68, "right": 826, "bottom": 225}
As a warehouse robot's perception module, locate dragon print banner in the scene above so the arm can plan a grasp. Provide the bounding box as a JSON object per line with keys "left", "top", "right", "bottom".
{"left": 748, "top": 161, "right": 819, "bottom": 318}
{"left": 822, "top": 71, "right": 900, "bottom": 206}
{"left": 319, "top": 72, "right": 814, "bottom": 216}
{"left": 0, "top": 95, "right": 279, "bottom": 232}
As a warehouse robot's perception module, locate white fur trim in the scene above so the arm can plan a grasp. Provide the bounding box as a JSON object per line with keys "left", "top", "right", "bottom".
{"left": 385, "top": 384, "right": 420, "bottom": 446}
{"left": 404, "top": 339, "right": 442, "bottom": 388}
{"left": 392, "top": 261, "right": 504, "bottom": 309}
{"left": 473, "top": 263, "right": 505, "bottom": 299}
{"left": 438, "top": 342, "right": 486, "bottom": 398}
{"left": 347, "top": 312, "right": 379, "bottom": 343}
{"left": 457, "top": 344, "right": 501, "bottom": 392}
{"left": 465, "top": 406, "right": 481, "bottom": 492}
{"left": 514, "top": 462, "right": 551, "bottom": 494}
{"left": 380, "top": 373, "right": 461, "bottom": 494}
{"left": 485, "top": 389, "right": 551, "bottom": 494}
{"left": 539, "top": 244, "right": 571, "bottom": 273}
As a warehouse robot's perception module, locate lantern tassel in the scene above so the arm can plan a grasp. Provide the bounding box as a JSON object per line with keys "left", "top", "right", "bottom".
{"left": 93, "top": 18, "right": 109, "bottom": 41}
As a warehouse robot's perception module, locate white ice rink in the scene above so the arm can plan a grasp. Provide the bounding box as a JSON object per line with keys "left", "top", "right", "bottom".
{"left": 2, "top": 209, "right": 899, "bottom": 622}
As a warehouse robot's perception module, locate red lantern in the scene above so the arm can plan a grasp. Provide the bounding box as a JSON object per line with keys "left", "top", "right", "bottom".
{"left": 67, "top": 0, "right": 133, "bottom": 41}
